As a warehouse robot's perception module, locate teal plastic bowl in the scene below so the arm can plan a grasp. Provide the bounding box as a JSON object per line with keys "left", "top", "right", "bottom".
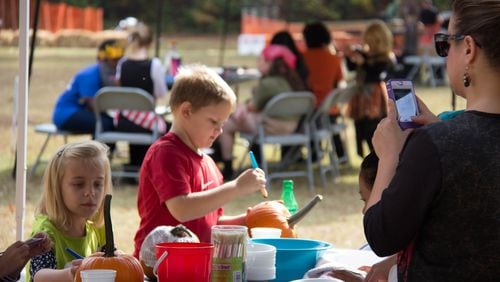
{"left": 251, "top": 238, "right": 332, "bottom": 281}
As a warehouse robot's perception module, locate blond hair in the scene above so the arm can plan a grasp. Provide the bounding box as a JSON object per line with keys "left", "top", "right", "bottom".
{"left": 169, "top": 64, "right": 236, "bottom": 112}
{"left": 36, "top": 140, "right": 113, "bottom": 232}
{"left": 127, "top": 22, "right": 153, "bottom": 52}
{"left": 363, "top": 20, "right": 393, "bottom": 57}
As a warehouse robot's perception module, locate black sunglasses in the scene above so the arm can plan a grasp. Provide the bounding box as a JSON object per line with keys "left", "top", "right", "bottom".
{"left": 434, "top": 33, "right": 483, "bottom": 57}
{"left": 434, "top": 33, "right": 465, "bottom": 57}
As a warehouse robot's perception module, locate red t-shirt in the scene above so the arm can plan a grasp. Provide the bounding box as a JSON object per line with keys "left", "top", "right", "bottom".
{"left": 133, "top": 132, "right": 223, "bottom": 258}
{"left": 303, "top": 48, "right": 344, "bottom": 114}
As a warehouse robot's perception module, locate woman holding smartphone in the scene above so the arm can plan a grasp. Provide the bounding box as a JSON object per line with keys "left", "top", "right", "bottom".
{"left": 363, "top": 0, "right": 500, "bottom": 281}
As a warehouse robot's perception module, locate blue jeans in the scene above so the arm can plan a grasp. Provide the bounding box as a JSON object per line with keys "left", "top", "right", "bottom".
{"left": 59, "top": 109, "right": 114, "bottom": 136}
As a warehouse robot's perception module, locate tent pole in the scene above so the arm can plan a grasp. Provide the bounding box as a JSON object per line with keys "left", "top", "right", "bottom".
{"left": 16, "top": 0, "right": 30, "bottom": 241}
{"left": 12, "top": 0, "right": 40, "bottom": 180}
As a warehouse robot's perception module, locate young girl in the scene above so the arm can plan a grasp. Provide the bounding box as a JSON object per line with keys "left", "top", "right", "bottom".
{"left": 28, "top": 140, "right": 113, "bottom": 282}
{"left": 346, "top": 20, "right": 395, "bottom": 157}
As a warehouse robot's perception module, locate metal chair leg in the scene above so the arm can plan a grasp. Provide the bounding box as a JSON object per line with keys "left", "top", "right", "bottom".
{"left": 29, "top": 133, "right": 52, "bottom": 178}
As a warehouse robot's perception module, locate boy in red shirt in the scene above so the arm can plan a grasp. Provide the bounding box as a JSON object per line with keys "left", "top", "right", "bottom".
{"left": 133, "top": 65, "right": 267, "bottom": 258}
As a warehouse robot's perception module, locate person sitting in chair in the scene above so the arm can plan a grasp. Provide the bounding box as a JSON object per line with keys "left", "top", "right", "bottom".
{"left": 52, "top": 39, "right": 124, "bottom": 136}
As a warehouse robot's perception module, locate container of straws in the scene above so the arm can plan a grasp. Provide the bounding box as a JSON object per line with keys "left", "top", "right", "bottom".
{"left": 211, "top": 225, "right": 248, "bottom": 282}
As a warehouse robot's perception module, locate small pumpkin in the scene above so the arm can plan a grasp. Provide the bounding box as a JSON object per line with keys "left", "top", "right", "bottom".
{"left": 246, "top": 195, "right": 323, "bottom": 238}
{"left": 74, "top": 195, "right": 144, "bottom": 282}
{"left": 139, "top": 225, "right": 200, "bottom": 280}
{"left": 247, "top": 201, "right": 297, "bottom": 238}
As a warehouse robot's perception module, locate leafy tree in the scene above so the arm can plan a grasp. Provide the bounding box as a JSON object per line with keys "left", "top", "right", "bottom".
{"left": 52, "top": 0, "right": 453, "bottom": 33}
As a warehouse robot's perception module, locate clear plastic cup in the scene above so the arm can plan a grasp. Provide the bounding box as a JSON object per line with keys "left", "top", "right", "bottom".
{"left": 80, "top": 269, "right": 116, "bottom": 282}
{"left": 251, "top": 227, "right": 282, "bottom": 238}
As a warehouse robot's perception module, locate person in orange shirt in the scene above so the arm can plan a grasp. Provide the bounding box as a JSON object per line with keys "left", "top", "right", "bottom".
{"left": 302, "top": 21, "right": 347, "bottom": 161}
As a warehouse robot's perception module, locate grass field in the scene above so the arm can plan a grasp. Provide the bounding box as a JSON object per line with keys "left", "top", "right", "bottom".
{"left": 0, "top": 35, "right": 466, "bottom": 255}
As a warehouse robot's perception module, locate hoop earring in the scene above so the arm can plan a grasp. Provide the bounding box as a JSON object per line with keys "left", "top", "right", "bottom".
{"left": 463, "top": 66, "right": 471, "bottom": 87}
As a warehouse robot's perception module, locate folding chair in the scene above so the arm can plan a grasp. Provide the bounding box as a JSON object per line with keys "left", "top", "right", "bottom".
{"left": 94, "top": 86, "right": 161, "bottom": 179}
{"left": 330, "top": 83, "right": 356, "bottom": 165}
{"left": 252, "top": 91, "right": 316, "bottom": 190}
{"left": 309, "top": 84, "right": 356, "bottom": 187}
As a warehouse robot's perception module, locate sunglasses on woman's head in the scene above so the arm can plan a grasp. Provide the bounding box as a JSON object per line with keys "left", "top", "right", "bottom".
{"left": 434, "top": 33, "right": 465, "bottom": 57}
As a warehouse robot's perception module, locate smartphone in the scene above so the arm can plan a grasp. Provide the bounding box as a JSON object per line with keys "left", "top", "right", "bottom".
{"left": 386, "top": 79, "right": 420, "bottom": 129}
{"left": 25, "top": 237, "right": 43, "bottom": 247}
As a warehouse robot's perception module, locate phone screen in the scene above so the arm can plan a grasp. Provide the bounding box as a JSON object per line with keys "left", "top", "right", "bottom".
{"left": 393, "top": 88, "right": 418, "bottom": 122}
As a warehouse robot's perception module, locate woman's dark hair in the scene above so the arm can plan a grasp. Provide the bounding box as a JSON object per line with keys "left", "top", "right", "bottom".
{"left": 271, "top": 31, "right": 301, "bottom": 59}
{"left": 452, "top": 0, "right": 500, "bottom": 69}
{"left": 302, "top": 21, "right": 332, "bottom": 48}
{"left": 268, "top": 58, "right": 306, "bottom": 91}
{"left": 270, "top": 30, "right": 309, "bottom": 84}
{"left": 360, "top": 152, "right": 379, "bottom": 190}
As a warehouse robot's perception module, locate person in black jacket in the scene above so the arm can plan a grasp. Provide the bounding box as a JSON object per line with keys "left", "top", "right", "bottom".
{"left": 364, "top": 1, "right": 500, "bottom": 280}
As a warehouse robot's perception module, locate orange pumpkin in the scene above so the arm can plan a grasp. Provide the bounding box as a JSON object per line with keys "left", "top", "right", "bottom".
{"left": 74, "top": 195, "right": 144, "bottom": 282}
{"left": 246, "top": 201, "right": 297, "bottom": 238}
{"left": 246, "top": 195, "right": 323, "bottom": 239}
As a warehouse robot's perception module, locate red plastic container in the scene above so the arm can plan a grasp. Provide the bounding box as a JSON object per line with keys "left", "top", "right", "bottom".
{"left": 155, "top": 242, "right": 213, "bottom": 282}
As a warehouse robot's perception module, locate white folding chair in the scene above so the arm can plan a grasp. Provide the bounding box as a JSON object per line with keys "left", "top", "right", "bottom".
{"left": 252, "top": 91, "right": 316, "bottom": 190}
{"left": 330, "top": 83, "right": 356, "bottom": 165}
{"left": 309, "top": 85, "right": 356, "bottom": 187}
{"left": 94, "top": 86, "right": 161, "bottom": 179}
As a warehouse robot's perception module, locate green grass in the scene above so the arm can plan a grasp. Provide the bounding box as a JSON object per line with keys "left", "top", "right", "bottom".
{"left": 0, "top": 37, "right": 466, "bottom": 254}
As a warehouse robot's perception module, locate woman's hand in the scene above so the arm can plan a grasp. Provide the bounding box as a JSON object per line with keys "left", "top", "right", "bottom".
{"left": 29, "top": 232, "right": 53, "bottom": 257}
{"left": 0, "top": 241, "right": 30, "bottom": 278}
{"left": 373, "top": 100, "right": 413, "bottom": 164}
{"left": 411, "top": 96, "right": 440, "bottom": 125}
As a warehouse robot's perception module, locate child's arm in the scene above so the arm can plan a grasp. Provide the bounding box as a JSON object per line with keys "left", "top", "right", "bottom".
{"left": 33, "top": 259, "right": 81, "bottom": 282}
{"left": 33, "top": 268, "right": 75, "bottom": 282}
{"left": 218, "top": 214, "right": 247, "bottom": 226}
{"left": 166, "top": 168, "right": 266, "bottom": 222}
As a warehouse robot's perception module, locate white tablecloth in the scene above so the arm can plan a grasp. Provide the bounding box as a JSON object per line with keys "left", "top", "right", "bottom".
{"left": 303, "top": 248, "right": 397, "bottom": 281}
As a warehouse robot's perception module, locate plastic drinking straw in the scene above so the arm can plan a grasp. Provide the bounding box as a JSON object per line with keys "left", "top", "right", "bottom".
{"left": 249, "top": 151, "right": 267, "bottom": 198}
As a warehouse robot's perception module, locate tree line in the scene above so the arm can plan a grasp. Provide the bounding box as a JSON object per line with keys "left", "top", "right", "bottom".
{"left": 46, "top": 0, "right": 451, "bottom": 33}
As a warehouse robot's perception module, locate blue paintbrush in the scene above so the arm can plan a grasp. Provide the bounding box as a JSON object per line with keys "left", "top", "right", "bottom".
{"left": 249, "top": 151, "right": 267, "bottom": 198}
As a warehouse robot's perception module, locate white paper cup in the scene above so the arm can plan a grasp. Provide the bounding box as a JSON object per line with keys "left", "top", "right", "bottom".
{"left": 251, "top": 227, "right": 282, "bottom": 238}
{"left": 80, "top": 269, "right": 116, "bottom": 282}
